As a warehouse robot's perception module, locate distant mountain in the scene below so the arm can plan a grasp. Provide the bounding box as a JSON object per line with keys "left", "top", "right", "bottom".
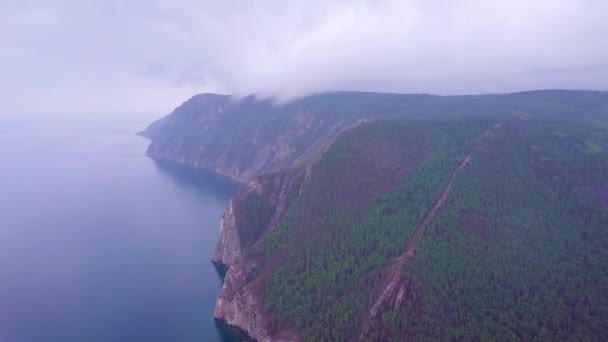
{"left": 143, "top": 90, "right": 608, "bottom": 341}
{"left": 141, "top": 90, "right": 608, "bottom": 182}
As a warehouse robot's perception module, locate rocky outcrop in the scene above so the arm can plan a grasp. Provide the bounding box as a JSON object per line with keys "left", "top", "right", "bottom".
{"left": 212, "top": 170, "right": 305, "bottom": 268}
{"left": 212, "top": 170, "right": 307, "bottom": 341}
{"left": 212, "top": 197, "right": 242, "bottom": 268}
{"left": 214, "top": 258, "right": 271, "bottom": 341}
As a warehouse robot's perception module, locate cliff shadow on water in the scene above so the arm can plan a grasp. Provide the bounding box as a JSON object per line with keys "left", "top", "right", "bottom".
{"left": 150, "top": 158, "right": 240, "bottom": 279}
{"left": 212, "top": 260, "right": 229, "bottom": 280}
{"left": 215, "top": 319, "right": 256, "bottom": 342}
{"left": 151, "top": 159, "right": 241, "bottom": 199}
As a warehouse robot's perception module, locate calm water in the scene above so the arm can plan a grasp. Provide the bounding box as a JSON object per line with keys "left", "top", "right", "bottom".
{"left": 0, "top": 120, "right": 240, "bottom": 341}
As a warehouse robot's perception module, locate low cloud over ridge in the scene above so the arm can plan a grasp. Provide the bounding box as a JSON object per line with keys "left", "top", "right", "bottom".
{"left": 2, "top": 0, "right": 607, "bottom": 116}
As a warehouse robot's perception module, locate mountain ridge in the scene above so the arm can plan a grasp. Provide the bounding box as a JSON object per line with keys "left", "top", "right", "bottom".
{"left": 141, "top": 89, "right": 608, "bottom": 182}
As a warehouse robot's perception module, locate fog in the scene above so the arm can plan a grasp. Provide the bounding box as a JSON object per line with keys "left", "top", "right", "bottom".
{"left": 1, "top": 0, "right": 607, "bottom": 118}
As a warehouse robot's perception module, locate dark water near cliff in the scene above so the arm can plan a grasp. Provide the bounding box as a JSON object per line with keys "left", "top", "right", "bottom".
{"left": 0, "top": 120, "right": 240, "bottom": 341}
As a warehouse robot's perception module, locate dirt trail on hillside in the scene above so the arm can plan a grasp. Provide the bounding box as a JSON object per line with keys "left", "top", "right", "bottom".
{"left": 361, "top": 124, "right": 500, "bottom": 338}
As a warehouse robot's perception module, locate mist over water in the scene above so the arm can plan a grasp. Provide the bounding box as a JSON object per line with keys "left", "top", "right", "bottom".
{"left": 0, "top": 119, "right": 238, "bottom": 341}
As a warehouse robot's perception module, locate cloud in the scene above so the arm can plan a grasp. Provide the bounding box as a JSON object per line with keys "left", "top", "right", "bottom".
{"left": 1, "top": 0, "right": 607, "bottom": 117}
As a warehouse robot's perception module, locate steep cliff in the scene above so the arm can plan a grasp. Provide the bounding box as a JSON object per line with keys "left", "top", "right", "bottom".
{"left": 212, "top": 170, "right": 305, "bottom": 268}
{"left": 214, "top": 256, "right": 270, "bottom": 341}
{"left": 212, "top": 169, "right": 307, "bottom": 341}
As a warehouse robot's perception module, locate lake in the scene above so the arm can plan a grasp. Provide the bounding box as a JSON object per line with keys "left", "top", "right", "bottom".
{"left": 0, "top": 120, "right": 240, "bottom": 341}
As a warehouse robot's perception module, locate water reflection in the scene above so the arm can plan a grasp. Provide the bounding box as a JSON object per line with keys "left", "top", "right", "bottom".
{"left": 215, "top": 319, "right": 253, "bottom": 342}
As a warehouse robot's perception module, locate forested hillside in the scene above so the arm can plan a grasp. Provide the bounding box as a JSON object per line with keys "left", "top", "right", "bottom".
{"left": 255, "top": 113, "right": 608, "bottom": 340}
{"left": 144, "top": 90, "right": 608, "bottom": 341}
{"left": 256, "top": 118, "right": 495, "bottom": 340}
{"left": 380, "top": 117, "right": 608, "bottom": 340}
{"left": 372, "top": 116, "right": 608, "bottom": 340}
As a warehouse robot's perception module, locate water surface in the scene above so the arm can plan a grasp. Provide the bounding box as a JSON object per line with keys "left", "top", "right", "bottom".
{"left": 0, "top": 120, "right": 238, "bottom": 341}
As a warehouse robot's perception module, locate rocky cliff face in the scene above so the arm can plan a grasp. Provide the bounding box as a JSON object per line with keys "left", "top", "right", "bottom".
{"left": 212, "top": 170, "right": 305, "bottom": 266}
{"left": 140, "top": 93, "right": 364, "bottom": 182}
{"left": 214, "top": 257, "right": 270, "bottom": 341}
{"left": 212, "top": 197, "right": 242, "bottom": 268}
{"left": 211, "top": 170, "right": 306, "bottom": 341}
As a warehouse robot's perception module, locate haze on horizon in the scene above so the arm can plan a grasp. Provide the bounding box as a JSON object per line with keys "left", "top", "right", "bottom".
{"left": 1, "top": 0, "right": 607, "bottom": 119}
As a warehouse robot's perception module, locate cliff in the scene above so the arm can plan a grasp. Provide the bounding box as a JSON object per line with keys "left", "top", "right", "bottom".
{"left": 212, "top": 170, "right": 305, "bottom": 267}
{"left": 212, "top": 170, "right": 307, "bottom": 341}
{"left": 214, "top": 256, "right": 270, "bottom": 341}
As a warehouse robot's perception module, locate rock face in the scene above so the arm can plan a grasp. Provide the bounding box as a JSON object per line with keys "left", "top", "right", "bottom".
{"left": 212, "top": 171, "right": 304, "bottom": 266}
{"left": 140, "top": 93, "right": 365, "bottom": 182}
{"left": 214, "top": 258, "right": 270, "bottom": 341}
{"left": 212, "top": 197, "right": 242, "bottom": 268}
{"left": 211, "top": 170, "right": 306, "bottom": 341}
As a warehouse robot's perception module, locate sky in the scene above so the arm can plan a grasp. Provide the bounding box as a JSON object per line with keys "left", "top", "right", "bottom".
{"left": 1, "top": 0, "right": 607, "bottom": 119}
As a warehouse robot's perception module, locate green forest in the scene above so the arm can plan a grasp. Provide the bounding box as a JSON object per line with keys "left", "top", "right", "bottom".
{"left": 245, "top": 114, "right": 608, "bottom": 340}
{"left": 379, "top": 118, "right": 608, "bottom": 340}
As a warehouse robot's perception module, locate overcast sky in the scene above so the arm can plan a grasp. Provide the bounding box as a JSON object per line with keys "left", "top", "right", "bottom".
{"left": 1, "top": 0, "right": 607, "bottom": 119}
